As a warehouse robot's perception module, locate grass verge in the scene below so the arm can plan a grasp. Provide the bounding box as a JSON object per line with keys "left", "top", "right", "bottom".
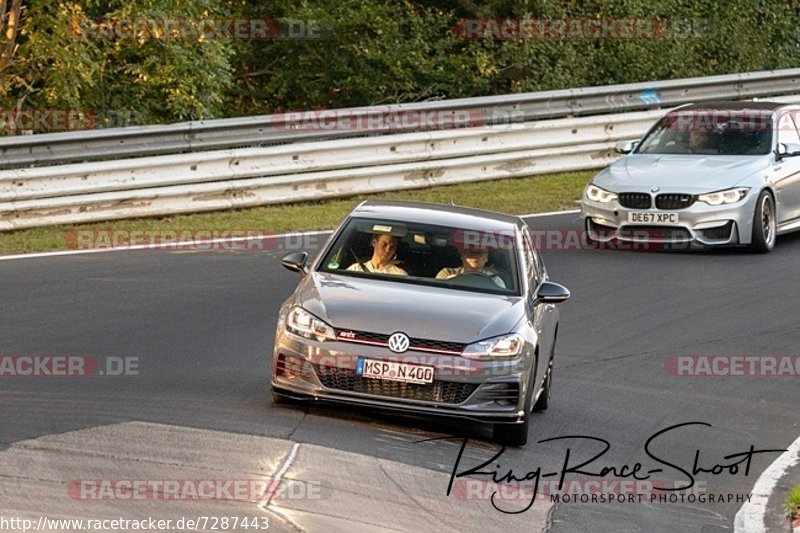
{"left": 0, "top": 170, "right": 592, "bottom": 256}
{"left": 788, "top": 484, "right": 800, "bottom": 521}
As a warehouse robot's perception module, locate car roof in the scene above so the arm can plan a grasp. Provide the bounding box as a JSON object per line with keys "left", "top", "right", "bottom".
{"left": 350, "top": 200, "right": 522, "bottom": 231}
{"left": 675, "top": 101, "right": 792, "bottom": 112}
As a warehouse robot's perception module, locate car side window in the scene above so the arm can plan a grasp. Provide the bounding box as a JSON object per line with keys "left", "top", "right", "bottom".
{"left": 521, "top": 227, "right": 542, "bottom": 288}
{"left": 778, "top": 112, "right": 800, "bottom": 147}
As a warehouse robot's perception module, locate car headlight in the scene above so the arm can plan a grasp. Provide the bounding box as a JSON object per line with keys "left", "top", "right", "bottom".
{"left": 585, "top": 184, "right": 618, "bottom": 203}
{"left": 462, "top": 333, "right": 525, "bottom": 360}
{"left": 696, "top": 187, "right": 749, "bottom": 206}
{"left": 286, "top": 307, "right": 335, "bottom": 342}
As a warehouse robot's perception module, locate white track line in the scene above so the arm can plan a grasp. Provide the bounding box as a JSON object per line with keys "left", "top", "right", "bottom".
{"left": 734, "top": 434, "right": 800, "bottom": 533}
{"left": 0, "top": 230, "right": 333, "bottom": 262}
{"left": 259, "top": 442, "right": 301, "bottom": 509}
{"left": 0, "top": 209, "right": 580, "bottom": 262}
{"left": 522, "top": 209, "right": 580, "bottom": 218}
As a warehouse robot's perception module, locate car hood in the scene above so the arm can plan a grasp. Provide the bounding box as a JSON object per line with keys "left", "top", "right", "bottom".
{"left": 594, "top": 154, "right": 770, "bottom": 192}
{"left": 296, "top": 272, "right": 525, "bottom": 343}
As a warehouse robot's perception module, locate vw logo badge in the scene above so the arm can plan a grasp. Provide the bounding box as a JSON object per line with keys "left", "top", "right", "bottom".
{"left": 388, "top": 332, "right": 410, "bottom": 353}
{"left": 651, "top": 186, "right": 660, "bottom": 193}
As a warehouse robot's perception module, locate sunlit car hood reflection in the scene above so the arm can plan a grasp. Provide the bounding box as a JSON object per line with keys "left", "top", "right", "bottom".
{"left": 296, "top": 272, "right": 525, "bottom": 343}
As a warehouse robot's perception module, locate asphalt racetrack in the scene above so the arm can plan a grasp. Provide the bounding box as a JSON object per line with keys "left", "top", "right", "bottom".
{"left": 1, "top": 211, "right": 798, "bottom": 532}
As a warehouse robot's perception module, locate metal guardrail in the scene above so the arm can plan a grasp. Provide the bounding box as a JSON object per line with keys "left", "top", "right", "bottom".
{"left": 0, "top": 68, "right": 799, "bottom": 169}
{"left": 3, "top": 93, "right": 800, "bottom": 231}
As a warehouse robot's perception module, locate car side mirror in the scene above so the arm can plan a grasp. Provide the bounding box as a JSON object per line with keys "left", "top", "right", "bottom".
{"left": 281, "top": 251, "right": 309, "bottom": 275}
{"left": 614, "top": 140, "right": 638, "bottom": 154}
{"left": 536, "top": 281, "right": 570, "bottom": 304}
{"left": 777, "top": 142, "right": 800, "bottom": 160}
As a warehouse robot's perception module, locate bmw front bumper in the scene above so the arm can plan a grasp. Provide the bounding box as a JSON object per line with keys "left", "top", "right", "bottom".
{"left": 581, "top": 189, "right": 760, "bottom": 247}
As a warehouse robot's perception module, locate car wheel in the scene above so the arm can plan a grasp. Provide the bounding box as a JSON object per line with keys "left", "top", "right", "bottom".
{"left": 493, "top": 415, "right": 529, "bottom": 446}
{"left": 532, "top": 358, "right": 552, "bottom": 412}
{"left": 750, "top": 190, "right": 776, "bottom": 253}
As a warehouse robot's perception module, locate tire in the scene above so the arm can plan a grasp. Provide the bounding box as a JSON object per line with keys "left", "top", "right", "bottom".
{"left": 750, "top": 190, "right": 776, "bottom": 253}
{"left": 493, "top": 415, "right": 529, "bottom": 446}
{"left": 532, "top": 358, "right": 552, "bottom": 412}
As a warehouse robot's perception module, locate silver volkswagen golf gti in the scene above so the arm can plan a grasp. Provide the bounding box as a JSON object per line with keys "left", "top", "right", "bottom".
{"left": 271, "top": 200, "right": 570, "bottom": 445}
{"left": 582, "top": 101, "right": 800, "bottom": 252}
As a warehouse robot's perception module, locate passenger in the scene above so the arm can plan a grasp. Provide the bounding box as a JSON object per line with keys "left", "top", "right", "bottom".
{"left": 347, "top": 234, "right": 408, "bottom": 275}
{"left": 685, "top": 129, "right": 714, "bottom": 154}
{"left": 436, "top": 247, "right": 506, "bottom": 288}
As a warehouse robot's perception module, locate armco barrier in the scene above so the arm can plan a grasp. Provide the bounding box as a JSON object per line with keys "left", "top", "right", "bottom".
{"left": 0, "top": 95, "right": 798, "bottom": 230}
{"left": 0, "top": 68, "right": 798, "bottom": 169}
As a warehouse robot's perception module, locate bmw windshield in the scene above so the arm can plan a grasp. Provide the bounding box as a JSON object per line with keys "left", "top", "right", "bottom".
{"left": 636, "top": 109, "right": 774, "bottom": 156}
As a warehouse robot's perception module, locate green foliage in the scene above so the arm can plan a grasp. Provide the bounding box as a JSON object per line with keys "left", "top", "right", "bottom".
{"left": 1, "top": 0, "right": 798, "bottom": 129}
{"left": 5, "top": 0, "right": 235, "bottom": 128}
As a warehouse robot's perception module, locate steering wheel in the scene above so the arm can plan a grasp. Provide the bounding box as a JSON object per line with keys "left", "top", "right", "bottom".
{"left": 452, "top": 271, "right": 500, "bottom": 289}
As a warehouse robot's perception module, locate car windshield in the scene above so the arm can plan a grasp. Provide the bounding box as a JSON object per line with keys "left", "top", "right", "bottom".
{"left": 317, "top": 217, "right": 521, "bottom": 295}
{"left": 636, "top": 109, "right": 773, "bottom": 155}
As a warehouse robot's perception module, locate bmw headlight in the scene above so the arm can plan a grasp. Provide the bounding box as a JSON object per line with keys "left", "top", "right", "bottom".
{"left": 286, "top": 307, "right": 335, "bottom": 342}
{"left": 584, "top": 184, "right": 618, "bottom": 203}
{"left": 462, "top": 333, "right": 525, "bottom": 360}
{"left": 696, "top": 187, "right": 749, "bottom": 206}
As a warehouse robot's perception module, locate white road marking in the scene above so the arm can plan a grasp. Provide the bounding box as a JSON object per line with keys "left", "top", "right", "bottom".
{"left": 521, "top": 209, "right": 580, "bottom": 218}
{"left": 259, "top": 441, "right": 300, "bottom": 508}
{"left": 0, "top": 230, "right": 333, "bottom": 261}
{"left": 734, "top": 433, "right": 800, "bottom": 533}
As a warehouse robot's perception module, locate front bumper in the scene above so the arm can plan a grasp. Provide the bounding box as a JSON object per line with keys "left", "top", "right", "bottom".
{"left": 270, "top": 329, "right": 531, "bottom": 424}
{"left": 581, "top": 190, "right": 758, "bottom": 246}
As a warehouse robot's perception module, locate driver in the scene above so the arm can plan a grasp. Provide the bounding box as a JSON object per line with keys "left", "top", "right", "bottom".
{"left": 436, "top": 247, "right": 506, "bottom": 288}
{"left": 347, "top": 234, "right": 408, "bottom": 275}
{"left": 683, "top": 129, "right": 709, "bottom": 153}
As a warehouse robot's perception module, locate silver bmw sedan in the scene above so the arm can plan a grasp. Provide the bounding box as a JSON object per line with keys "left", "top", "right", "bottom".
{"left": 582, "top": 101, "right": 800, "bottom": 252}
{"left": 271, "top": 200, "right": 570, "bottom": 446}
